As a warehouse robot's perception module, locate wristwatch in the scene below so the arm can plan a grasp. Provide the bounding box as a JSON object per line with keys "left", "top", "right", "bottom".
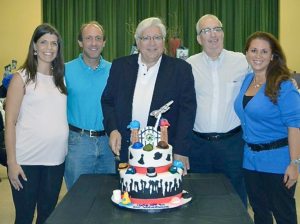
{"left": 291, "top": 158, "right": 300, "bottom": 166}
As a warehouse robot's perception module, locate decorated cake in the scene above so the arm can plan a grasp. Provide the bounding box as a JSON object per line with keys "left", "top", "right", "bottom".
{"left": 112, "top": 101, "right": 191, "bottom": 210}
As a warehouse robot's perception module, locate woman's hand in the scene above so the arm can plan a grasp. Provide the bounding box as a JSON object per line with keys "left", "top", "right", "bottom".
{"left": 284, "top": 163, "right": 299, "bottom": 189}
{"left": 285, "top": 127, "right": 300, "bottom": 189}
{"left": 7, "top": 162, "right": 27, "bottom": 191}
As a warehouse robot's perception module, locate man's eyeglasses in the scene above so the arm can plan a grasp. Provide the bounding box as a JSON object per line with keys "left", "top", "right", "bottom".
{"left": 138, "top": 35, "right": 164, "bottom": 42}
{"left": 198, "top": 27, "right": 223, "bottom": 35}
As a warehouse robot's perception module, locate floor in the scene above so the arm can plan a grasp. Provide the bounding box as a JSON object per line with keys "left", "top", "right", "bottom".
{"left": 1, "top": 165, "right": 300, "bottom": 223}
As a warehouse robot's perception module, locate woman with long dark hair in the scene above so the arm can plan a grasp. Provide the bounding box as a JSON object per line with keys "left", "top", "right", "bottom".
{"left": 234, "top": 31, "right": 300, "bottom": 224}
{"left": 5, "top": 23, "right": 68, "bottom": 224}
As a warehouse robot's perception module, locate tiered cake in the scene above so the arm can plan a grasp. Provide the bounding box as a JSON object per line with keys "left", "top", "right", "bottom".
{"left": 112, "top": 101, "right": 191, "bottom": 210}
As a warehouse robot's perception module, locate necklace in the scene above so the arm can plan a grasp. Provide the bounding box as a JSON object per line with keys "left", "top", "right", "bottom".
{"left": 93, "top": 63, "right": 100, "bottom": 70}
{"left": 252, "top": 77, "right": 264, "bottom": 88}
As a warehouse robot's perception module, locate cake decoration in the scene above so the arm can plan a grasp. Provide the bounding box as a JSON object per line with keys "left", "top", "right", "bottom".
{"left": 132, "top": 142, "right": 143, "bottom": 149}
{"left": 146, "top": 167, "right": 157, "bottom": 177}
{"left": 121, "top": 192, "right": 132, "bottom": 205}
{"left": 118, "top": 163, "right": 128, "bottom": 169}
{"left": 159, "top": 118, "right": 170, "bottom": 143}
{"left": 157, "top": 141, "right": 169, "bottom": 149}
{"left": 143, "top": 144, "right": 153, "bottom": 151}
{"left": 112, "top": 100, "right": 192, "bottom": 211}
{"left": 127, "top": 120, "right": 140, "bottom": 144}
{"left": 125, "top": 167, "right": 136, "bottom": 174}
{"left": 150, "top": 100, "right": 174, "bottom": 130}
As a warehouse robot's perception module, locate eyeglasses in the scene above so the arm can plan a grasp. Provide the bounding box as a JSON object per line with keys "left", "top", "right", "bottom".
{"left": 138, "top": 35, "right": 164, "bottom": 42}
{"left": 198, "top": 27, "right": 223, "bottom": 35}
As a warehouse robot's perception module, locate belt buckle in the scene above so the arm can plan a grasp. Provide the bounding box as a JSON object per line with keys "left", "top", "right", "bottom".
{"left": 89, "top": 130, "right": 96, "bottom": 137}
{"left": 209, "top": 135, "right": 220, "bottom": 141}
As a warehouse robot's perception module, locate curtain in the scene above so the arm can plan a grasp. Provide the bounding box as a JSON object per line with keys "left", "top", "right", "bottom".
{"left": 43, "top": 0, "right": 278, "bottom": 62}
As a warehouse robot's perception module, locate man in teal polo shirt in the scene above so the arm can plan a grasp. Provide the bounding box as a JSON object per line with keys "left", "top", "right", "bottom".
{"left": 64, "top": 21, "right": 115, "bottom": 190}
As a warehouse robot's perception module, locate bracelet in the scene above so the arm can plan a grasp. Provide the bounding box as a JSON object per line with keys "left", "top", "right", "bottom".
{"left": 291, "top": 158, "right": 300, "bottom": 166}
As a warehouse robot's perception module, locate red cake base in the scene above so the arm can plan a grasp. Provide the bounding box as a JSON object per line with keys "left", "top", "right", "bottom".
{"left": 130, "top": 192, "right": 182, "bottom": 205}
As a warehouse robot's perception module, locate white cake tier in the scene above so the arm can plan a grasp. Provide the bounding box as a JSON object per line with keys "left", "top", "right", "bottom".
{"left": 128, "top": 145, "right": 173, "bottom": 168}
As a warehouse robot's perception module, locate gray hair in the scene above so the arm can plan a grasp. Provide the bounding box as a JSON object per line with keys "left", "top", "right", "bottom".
{"left": 196, "top": 14, "right": 223, "bottom": 34}
{"left": 134, "top": 17, "right": 166, "bottom": 40}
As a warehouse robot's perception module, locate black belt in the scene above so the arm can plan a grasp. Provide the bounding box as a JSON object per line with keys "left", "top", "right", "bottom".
{"left": 69, "top": 124, "right": 106, "bottom": 137}
{"left": 193, "top": 126, "right": 241, "bottom": 141}
{"left": 247, "top": 137, "right": 288, "bottom": 152}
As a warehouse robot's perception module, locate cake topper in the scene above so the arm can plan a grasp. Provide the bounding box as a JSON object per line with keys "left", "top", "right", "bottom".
{"left": 150, "top": 100, "right": 174, "bottom": 130}
{"left": 127, "top": 120, "right": 140, "bottom": 144}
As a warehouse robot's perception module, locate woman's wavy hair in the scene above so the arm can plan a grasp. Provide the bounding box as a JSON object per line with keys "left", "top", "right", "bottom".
{"left": 20, "top": 23, "right": 66, "bottom": 94}
{"left": 244, "top": 31, "right": 291, "bottom": 104}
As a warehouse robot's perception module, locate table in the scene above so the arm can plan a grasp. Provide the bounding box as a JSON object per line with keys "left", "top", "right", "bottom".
{"left": 46, "top": 173, "right": 253, "bottom": 224}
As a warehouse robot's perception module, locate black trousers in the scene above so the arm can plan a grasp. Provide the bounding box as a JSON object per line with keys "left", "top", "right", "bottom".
{"left": 244, "top": 169, "right": 297, "bottom": 224}
{"left": 189, "top": 130, "right": 247, "bottom": 206}
{"left": 0, "top": 130, "right": 7, "bottom": 166}
{"left": 10, "top": 163, "right": 65, "bottom": 224}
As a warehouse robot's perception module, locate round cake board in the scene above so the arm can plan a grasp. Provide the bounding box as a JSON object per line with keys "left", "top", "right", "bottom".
{"left": 111, "top": 190, "right": 192, "bottom": 213}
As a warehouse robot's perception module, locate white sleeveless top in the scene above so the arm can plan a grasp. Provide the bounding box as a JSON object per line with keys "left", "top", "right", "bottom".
{"left": 15, "top": 70, "right": 68, "bottom": 165}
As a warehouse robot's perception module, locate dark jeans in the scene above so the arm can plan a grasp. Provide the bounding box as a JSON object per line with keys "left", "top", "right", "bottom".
{"left": 189, "top": 130, "right": 247, "bottom": 206}
{"left": 10, "top": 163, "right": 65, "bottom": 224}
{"left": 244, "top": 169, "right": 297, "bottom": 224}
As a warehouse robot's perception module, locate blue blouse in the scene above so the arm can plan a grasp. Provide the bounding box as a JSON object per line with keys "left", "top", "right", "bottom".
{"left": 234, "top": 72, "right": 300, "bottom": 173}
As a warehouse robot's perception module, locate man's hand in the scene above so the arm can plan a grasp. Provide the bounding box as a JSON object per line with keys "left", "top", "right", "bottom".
{"left": 109, "top": 130, "right": 122, "bottom": 158}
{"left": 173, "top": 154, "right": 190, "bottom": 176}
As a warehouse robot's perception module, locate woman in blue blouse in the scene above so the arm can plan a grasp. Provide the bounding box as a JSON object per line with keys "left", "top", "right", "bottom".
{"left": 234, "top": 31, "right": 300, "bottom": 224}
